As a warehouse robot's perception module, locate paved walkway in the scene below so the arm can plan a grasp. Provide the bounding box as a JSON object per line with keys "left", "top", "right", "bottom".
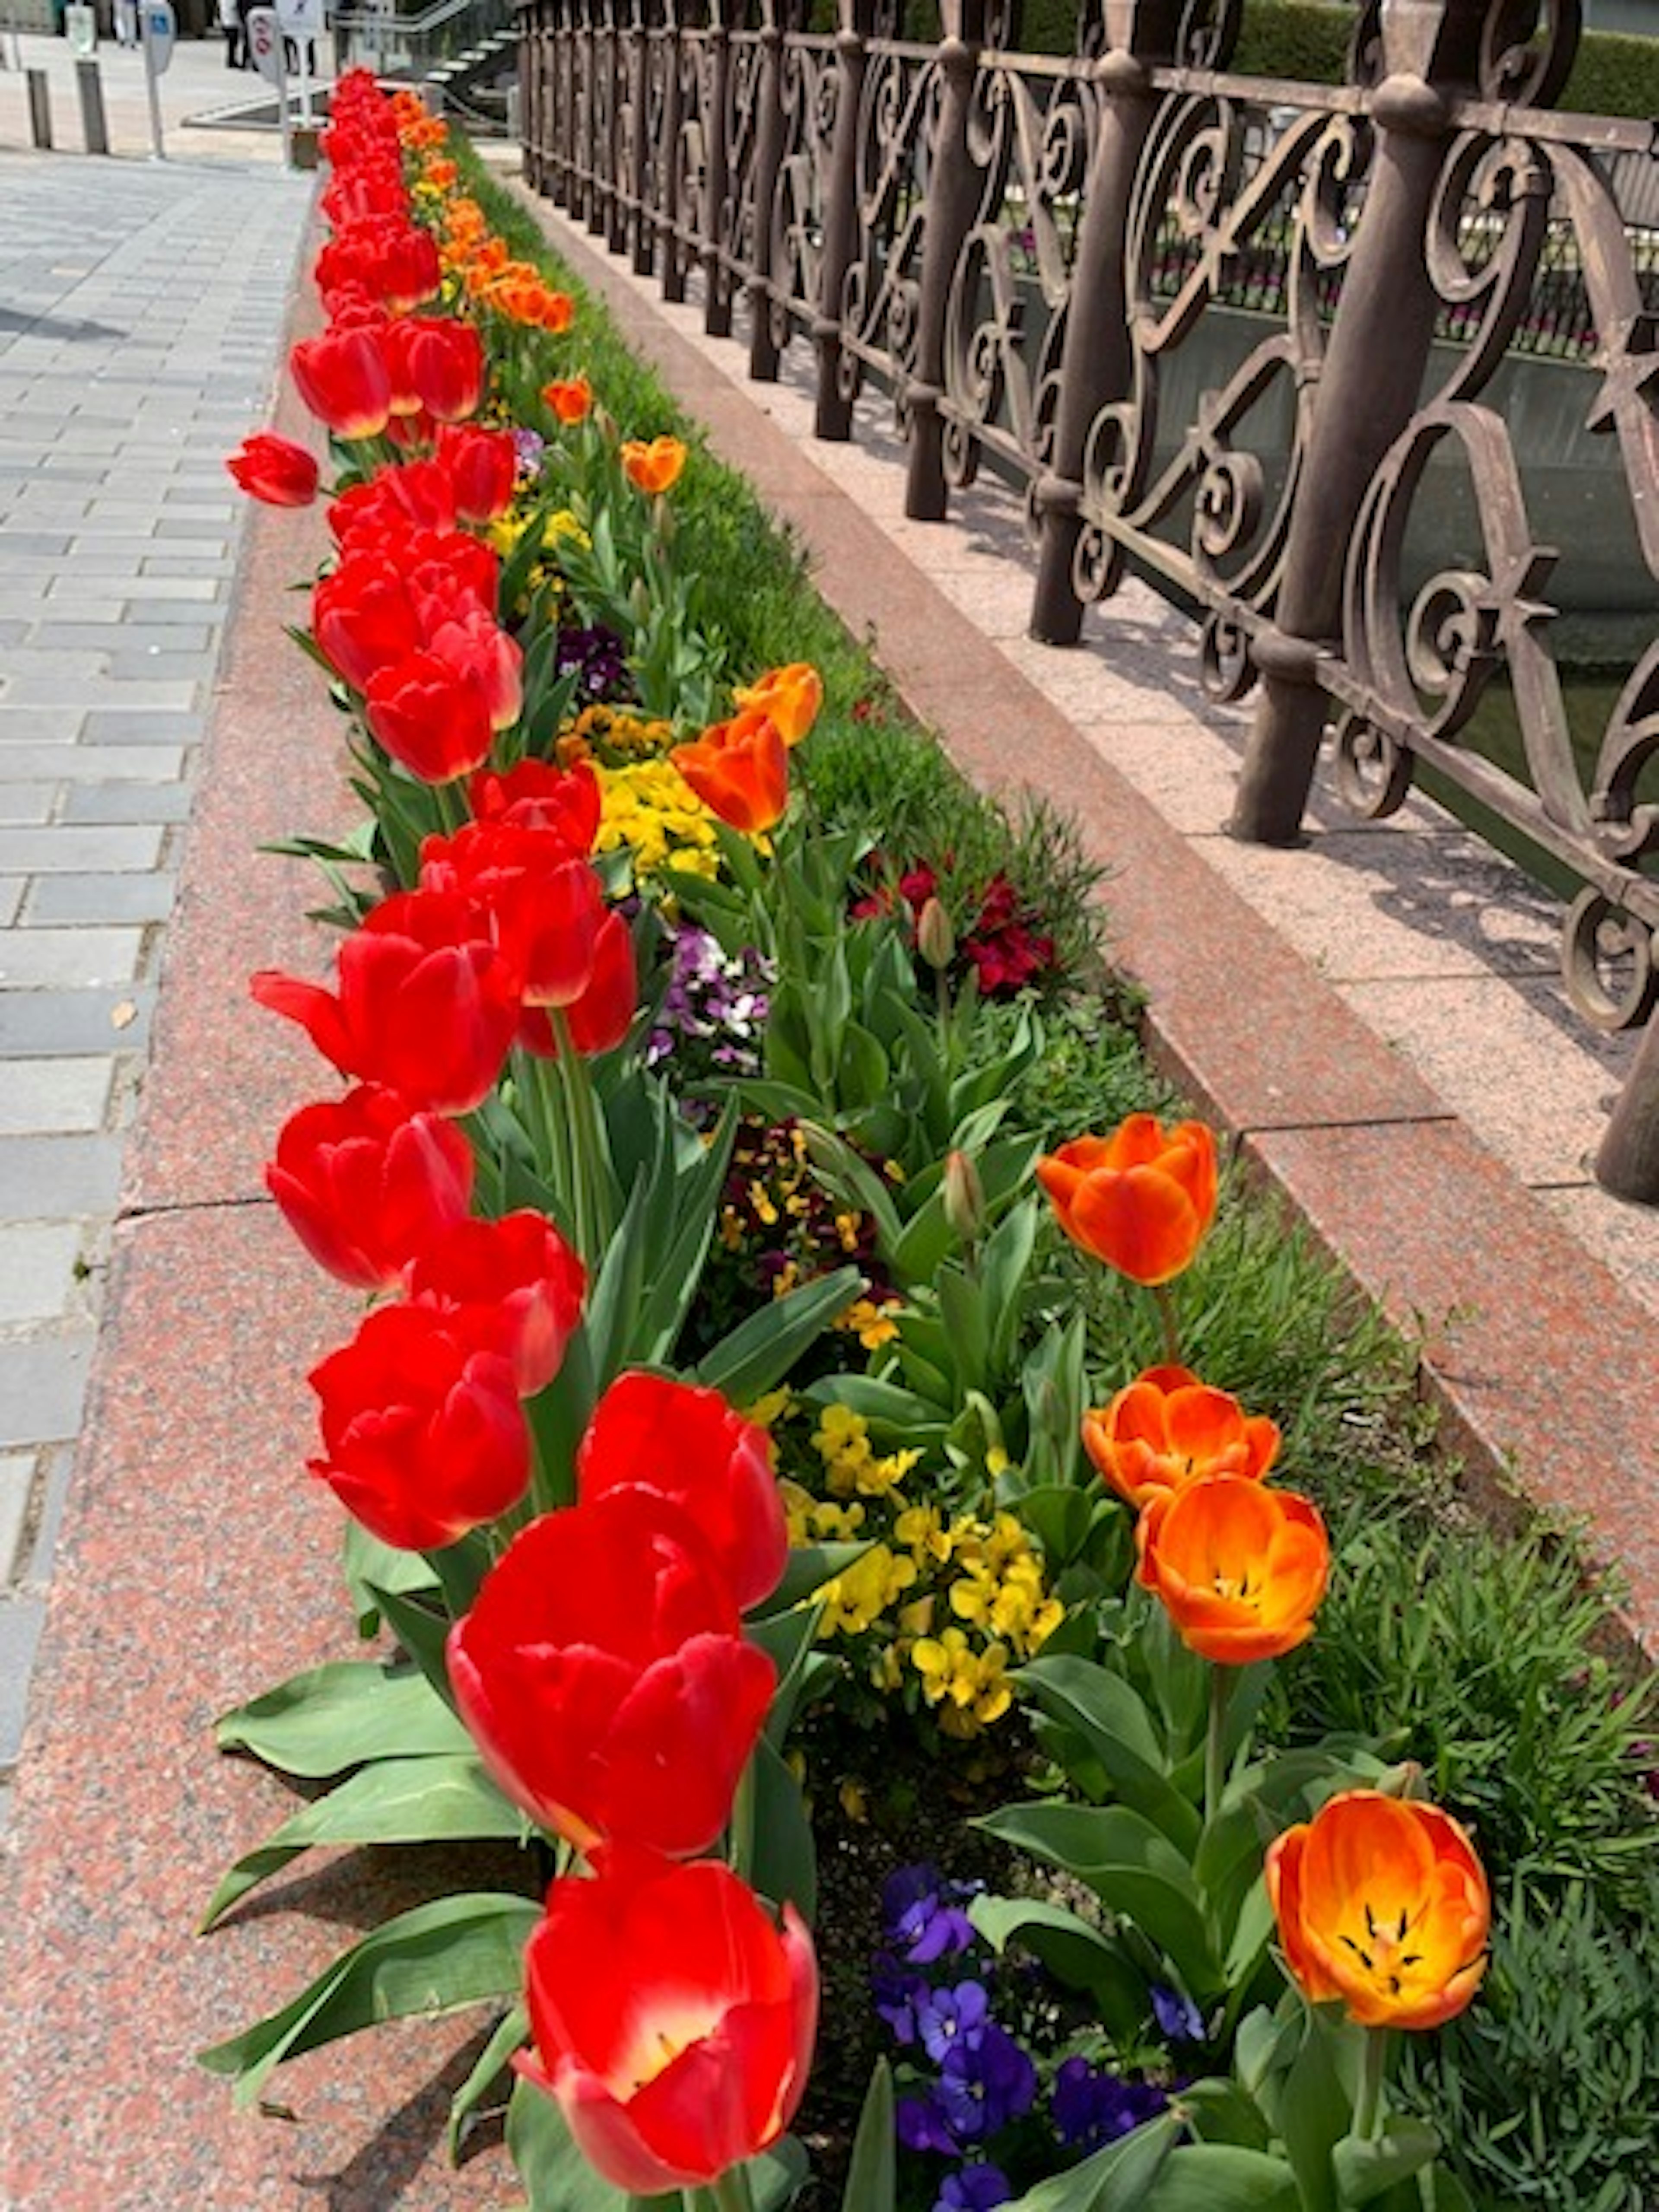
{"left": 0, "top": 108, "right": 315, "bottom": 1824}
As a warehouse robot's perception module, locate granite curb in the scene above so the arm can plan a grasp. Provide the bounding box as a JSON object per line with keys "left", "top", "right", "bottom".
{"left": 515, "top": 188, "right": 1659, "bottom": 1656}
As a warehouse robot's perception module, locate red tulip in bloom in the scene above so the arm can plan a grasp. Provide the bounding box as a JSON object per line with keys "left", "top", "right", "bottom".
{"left": 671, "top": 709, "right": 789, "bottom": 835}
{"left": 468, "top": 757, "right": 601, "bottom": 849}
{"left": 518, "top": 1847, "right": 817, "bottom": 2194}
{"left": 1266, "top": 1790, "right": 1491, "bottom": 2030}
{"left": 328, "top": 460, "right": 457, "bottom": 550}
{"left": 542, "top": 376, "right": 592, "bottom": 425}
{"left": 312, "top": 555, "right": 423, "bottom": 691}
{"left": 405, "top": 527, "right": 501, "bottom": 618}
{"left": 225, "top": 432, "right": 319, "bottom": 508}
{"left": 1082, "top": 1363, "right": 1281, "bottom": 1509}
{"left": 404, "top": 317, "right": 485, "bottom": 422}
{"left": 265, "top": 1084, "right": 474, "bottom": 1290}
{"left": 1037, "top": 1114, "right": 1218, "bottom": 1285}
{"left": 289, "top": 326, "right": 393, "bottom": 439}
{"left": 447, "top": 1487, "right": 776, "bottom": 1855}
{"left": 578, "top": 1370, "right": 787, "bottom": 1610}
{"left": 1136, "top": 1472, "right": 1329, "bottom": 1665}
{"left": 517, "top": 909, "right": 637, "bottom": 1058}
{"left": 309, "top": 1301, "right": 529, "bottom": 1549}
{"left": 251, "top": 889, "right": 520, "bottom": 1112}
{"left": 365, "top": 651, "right": 497, "bottom": 784}
{"left": 732, "top": 662, "right": 823, "bottom": 747}
{"left": 436, "top": 422, "right": 518, "bottom": 523}
{"left": 620, "top": 435, "right": 687, "bottom": 494}
{"left": 423, "top": 606, "right": 522, "bottom": 730}
{"left": 410, "top": 1209, "right": 586, "bottom": 1395}
{"left": 421, "top": 822, "right": 605, "bottom": 1007}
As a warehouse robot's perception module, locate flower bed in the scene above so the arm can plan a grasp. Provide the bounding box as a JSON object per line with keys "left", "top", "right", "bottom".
{"left": 204, "top": 78, "right": 1659, "bottom": 2212}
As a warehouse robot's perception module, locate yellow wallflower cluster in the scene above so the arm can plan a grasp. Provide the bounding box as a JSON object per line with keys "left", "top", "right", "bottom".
{"left": 779, "top": 1406, "right": 1066, "bottom": 1741}
{"left": 592, "top": 759, "right": 721, "bottom": 881}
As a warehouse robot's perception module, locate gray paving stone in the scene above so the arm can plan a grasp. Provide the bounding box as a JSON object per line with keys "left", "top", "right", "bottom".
{"left": 0, "top": 1596, "right": 46, "bottom": 1765}
{"left": 25, "top": 1443, "right": 76, "bottom": 1584}
{"left": 0, "top": 746, "right": 185, "bottom": 784}
{"left": 0, "top": 928, "right": 144, "bottom": 989}
{"left": 0, "top": 987, "right": 153, "bottom": 1055}
{"left": 102, "top": 654, "right": 217, "bottom": 688}
{"left": 0, "top": 785, "right": 57, "bottom": 826}
{"left": 0, "top": 710, "right": 83, "bottom": 744}
{"left": 0, "top": 880, "right": 20, "bottom": 929}
{"left": 0, "top": 1224, "right": 84, "bottom": 1324}
{"left": 0, "top": 1058, "right": 112, "bottom": 1135}
{"left": 0, "top": 826, "right": 164, "bottom": 873}
{"left": 0, "top": 1134, "right": 125, "bottom": 1220}
{"left": 0, "top": 1333, "right": 94, "bottom": 1450}
{"left": 0, "top": 1453, "right": 34, "bottom": 1585}
{"left": 79, "top": 711, "right": 203, "bottom": 746}
{"left": 24, "top": 872, "right": 177, "bottom": 925}
{"left": 4, "top": 675, "right": 199, "bottom": 710}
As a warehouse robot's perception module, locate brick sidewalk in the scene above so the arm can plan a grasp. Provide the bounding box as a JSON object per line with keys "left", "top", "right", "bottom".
{"left": 0, "top": 153, "right": 314, "bottom": 1824}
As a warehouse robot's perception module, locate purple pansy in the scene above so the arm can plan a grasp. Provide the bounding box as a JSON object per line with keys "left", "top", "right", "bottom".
{"left": 935, "top": 2164, "right": 1013, "bottom": 2211}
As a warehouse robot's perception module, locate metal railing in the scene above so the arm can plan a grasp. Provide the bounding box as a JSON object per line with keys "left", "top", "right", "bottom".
{"left": 334, "top": 0, "right": 512, "bottom": 75}
{"left": 518, "top": 0, "right": 1659, "bottom": 1204}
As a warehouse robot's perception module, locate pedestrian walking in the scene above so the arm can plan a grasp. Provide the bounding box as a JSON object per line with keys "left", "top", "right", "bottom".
{"left": 220, "top": 0, "right": 245, "bottom": 66}
{"left": 114, "top": 0, "right": 137, "bottom": 45}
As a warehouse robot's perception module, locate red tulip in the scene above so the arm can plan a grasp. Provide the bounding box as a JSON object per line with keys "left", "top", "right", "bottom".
{"left": 468, "top": 757, "right": 601, "bottom": 848}
{"left": 517, "top": 908, "right": 637, "bottom": 1057}
{"left": 671, "top": 709, "right": 788, "bottom": 834}
{"left": 518, "top": 1847, "right": 817, "bottom": 2193}
{"left": 423, "top": 606, "right": 522, "bottom": 730}
{"left": 1037, "top": 1114, "right": 1218, "bottom": 1285}
{"left": 421, "top": 822, "right": 605, "bottom": 1007}
{"left": 225, "top": 432, "right": 319, "bottom": 508}
{"left": 405, "top": 317, "right": 485, "bottom": 423}
{"left": 265, "top": 1083, "right": 474, "bottom": 1290}
{"left": 328, "top": 460, "right": 457, "bottom": 549}
{"left": 578, "top": 1370, "right": 787, "bottom": 1610}
{"left": 365, "top": 650, "right": 497, "bottom": 785}
{"left": 436, "top": 422, "right": 518, "bottom": 522}
{"left": 313, "top": 556, "right": 423, "bottom": 692}
{"left": 410, "top": 1208, "right": 586, "bottom": 1395}
{"left": 447, "top": 1487, "right": 776, "bottom": 1855}
{"left": 308, "top": 1301, "right": 529, "bottom": 1549}
{"left": 251, "top": 889, "right": 520, "bottom": 1112}
{"left": 289, "top": 326, "right": 393, "bottom": 439}
{"left": 405, "top": 528, "right": 501, "bottom": 618}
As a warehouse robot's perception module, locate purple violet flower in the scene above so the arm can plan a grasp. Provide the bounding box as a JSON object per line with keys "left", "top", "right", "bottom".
{"left": 881, "top": 1863, "right": 982, "bottom": 1964}
{"left": 511, "top": 426, "right": 545, "bottom": 480}
{"left": 554, "top": 623, "right": 628, "bottom": 700}
{"left": 935, "top": 2166, "right": 1013, "bottom": 2212}
{"left": 1150, "top": 1984, "right": 1206, "bottom": 2045}
{"left": 934, "top": 2025, "right": 1038, "bottom": 2145}
{"left": 871, "top": 1954, "right": 927, "bottom": 2046}
{"left": 1051, "top": 2057, "right": 1168, "bottom": 2151}
{"left": 916, "top": 1980, "right": 992, "bottom": 2065}
{"left": 897, "top": 2091, "right": 959, "bottom": 2157}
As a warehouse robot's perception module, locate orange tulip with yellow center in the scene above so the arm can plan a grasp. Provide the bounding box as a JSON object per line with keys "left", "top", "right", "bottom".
{"left": 543, "top": 376, "right": 593, "bottom": 426}
{"left": 1036, "top": 1114, "right": 1217, "bottom": 1286}
{"left": 621, "top": 435, "right": 689, "bottom": 495}
{"left": 1083, "top": 1363, "right": 1280, "bottom": 1509}
{"left": 1266, "top": 1790, "right": 1491, "bottom": 2030}
{"left": 732, "top": 662, "right": 824, "bottom": 747}
{"left": 671, "top": 709, "right": 789, "bottom": 835}
{"left": 1136, "top": 1472, "right": 1328, "bottom": 1665}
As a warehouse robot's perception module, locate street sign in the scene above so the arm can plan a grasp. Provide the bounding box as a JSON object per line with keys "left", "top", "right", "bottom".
{"left": 245, "top": 4, "right": 285, "bottom": 85}
{"left": 141, "top": 0, "right": 173, "bottom": 69}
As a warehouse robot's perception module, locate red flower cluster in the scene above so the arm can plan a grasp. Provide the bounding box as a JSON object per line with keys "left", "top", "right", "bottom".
{"left": 853, "top": 858, "right": 1056, "bottom": 997}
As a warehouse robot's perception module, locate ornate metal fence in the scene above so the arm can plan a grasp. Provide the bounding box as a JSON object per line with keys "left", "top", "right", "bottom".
{"left": 518, "top": 0, "right": 1659, "bottom": 1206}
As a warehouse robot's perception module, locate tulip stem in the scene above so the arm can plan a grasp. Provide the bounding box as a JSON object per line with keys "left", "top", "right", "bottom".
{"left": 1204, "top": 1665, "right": 1233, "bottom": 1828}
{"left": 1352, "top": 2026, "right": 1389, "bottom": 2142}
{"left": 706, "top": 2169, "right": 757, "bottom": 2212}
{"left": 1151, "top": 1282, "right": 1182, "bottom": 1367}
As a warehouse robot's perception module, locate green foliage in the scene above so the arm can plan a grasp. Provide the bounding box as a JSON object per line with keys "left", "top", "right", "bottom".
{"left": 1561, "top": 28, "right": 1659, "bottom": 122}
{"left": 1230, "top": 2, "right": 1356, "bottom": 84}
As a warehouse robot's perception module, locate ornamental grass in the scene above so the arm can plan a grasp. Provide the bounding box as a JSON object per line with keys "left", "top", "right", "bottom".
{"left": 203, "top": 79, "right": 1659, "bottom": 2212}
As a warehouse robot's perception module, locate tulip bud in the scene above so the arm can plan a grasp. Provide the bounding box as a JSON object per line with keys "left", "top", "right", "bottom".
{"left": 943, "top": 1147, "right": 985, "bottom": 1243}
{"left": 916, "top": 896, "right": 956, "bottom": 972}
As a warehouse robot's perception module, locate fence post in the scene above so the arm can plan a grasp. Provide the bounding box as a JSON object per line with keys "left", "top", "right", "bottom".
{"left": 659, "top": 0, "right": 689, "bottom": 299}
{"left": 701, "top": 0, "right": 738, "bottom": 335}
{"left": 813, "top": 0, "right": 876, "bottom": 440}
{"left": 628, "top": 0, "right": 656, "bottom": 272}
{"left": 609, "top": 0, "right": 636, "bottom": 250}
{"left": 588, "top": 0, "right": 616, "bottom": 236}
{"left": 26, "top": 67, "right": 51, "bottom": 149}
{"left": 1029, "top": 0, "right": 1185, "bottom": 639}
{"left": 903, "top": 0, "right": 985, "bottom": 520}
{"left": 745, "top": 0, "right": 787, "bottom": 378}
{"left": 1230, "top": 0, "right": 1486, "bottom": 844}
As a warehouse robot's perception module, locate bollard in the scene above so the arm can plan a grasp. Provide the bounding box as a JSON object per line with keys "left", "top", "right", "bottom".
{"left": 76, "top": 57, "right": 109, "bottom": 153}
{"left": 26, "top": 65, "right": 51, "bottom": 147}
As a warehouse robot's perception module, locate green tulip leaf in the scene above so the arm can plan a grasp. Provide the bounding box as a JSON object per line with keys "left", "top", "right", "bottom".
{"left": 447, "top": 2000, "right": 528, "bottom": 2163}
{"left": 1141, "top": 2145, "right": 1302, "bottom": 2210}
{"left": 1177, "top": 2076, "right": 1274, "bottom": 2151}
{"left": 968, "top": 1895, "right": 1148, "bottom": 2043}
{"left": 213, "top": 1657, "right": 469, "bottom": 1779}
{"left": 199, "top": 1754, "right": 527, "bottom": 1930}
{"left": 975, "top": 1802, "right": 1221, "bottom": 1995}
{"left": 839, "top": 2058, "right": 895, "bottom": 2212}
{"left": 199, "top": 1891, "right": 541, "bottom": 2105}
{"left": 369, "top": 1582, "right": 459, "bottom": 1709}
{"left": 743, "top": 1736, "right": 817, "bottom": 1926}
{"left": 751, "top": 1543, "right": 870, "bottom": 1623}
{"left": 997, "top": 2110, "right": 1179, "bottom": 2209}
{"left": 342, "top": 1519, "right": 440, "bottom": 1635}
{"left": 1013, "top": 1654, "right": 1201, "bottom": 1853}
{"left": 694, "top": 1264, "right": 864, "bottom": 1404}
{"left": 1332, "top": 2119, "right": 1443, "bottom": 2207}
{"left": 507, "top": 2076, "right": 674, "bottom": 2210}
{"left": 1274, "top": 2005, "right": 1357, "bottom": 2212}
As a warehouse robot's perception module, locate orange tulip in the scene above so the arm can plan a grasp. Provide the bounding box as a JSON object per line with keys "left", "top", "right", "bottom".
{"left": 1036, "top": 1114, "right": 1217, "bottom": 1284}
{"left": 1136, "top": 1473, "right": 1327, "bottom": 1665}
{"left": 1266, "top": 1790, "right": 1491, "bottom": 2030}
{"left": 732, "top": 662, "right": 823, "bottom": 747}
{"left": 543, "top": 376, "right": 593, "bottom": 426}
{"left": 671, "top": 709, "right": 788, "bottom": 834}
{"left": 621, "top": 435, "right": 688, "bottom": 495}
{"left": 1083, "top": 1363, "right": 1280, "bottom": 1509}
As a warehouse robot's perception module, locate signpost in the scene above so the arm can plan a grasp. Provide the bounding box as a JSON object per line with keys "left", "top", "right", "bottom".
{"left": 275, "top": 0, "right": 324, "bottom": 126}
{"left": 138, "top": 0, "right": 172, "bottom": 160}
{"left": 244, "top": 2, "right": 291, "bottom": 168}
